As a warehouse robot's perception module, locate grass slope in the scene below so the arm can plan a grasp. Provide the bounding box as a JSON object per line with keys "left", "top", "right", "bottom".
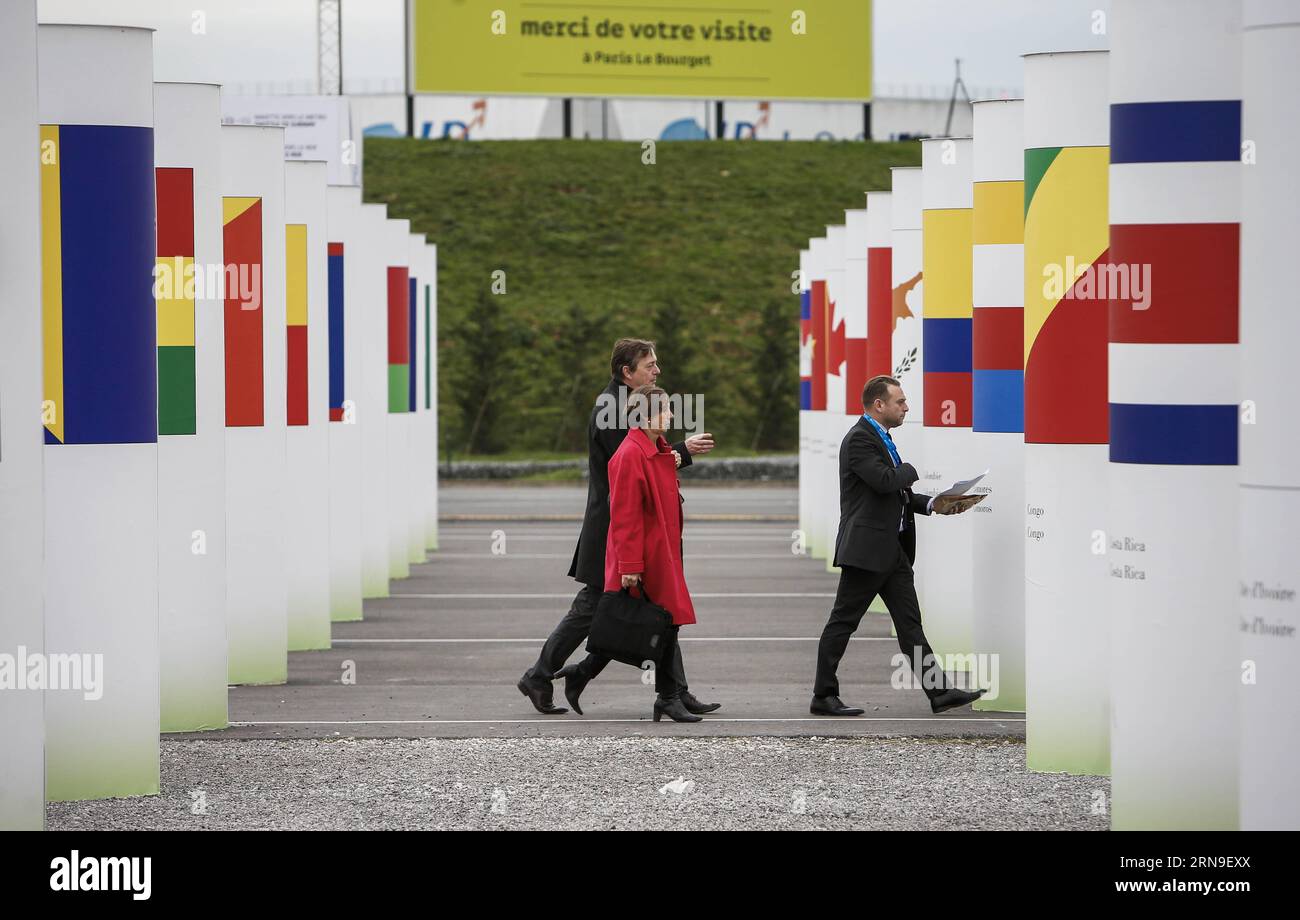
{"left": 363, "top": 138, "right": 920, "bottom": 458}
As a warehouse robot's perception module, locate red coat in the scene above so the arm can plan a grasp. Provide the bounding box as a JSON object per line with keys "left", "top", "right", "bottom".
{"left": 604, "top": 428, "right": 696, "bottom": 626}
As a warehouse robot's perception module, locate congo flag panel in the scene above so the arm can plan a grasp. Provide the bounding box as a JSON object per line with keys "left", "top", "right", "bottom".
{"left": 286, "top": 224, "right": 309, "bottom": 426}
{"left": 223, "top": 196, "right": 265, "bottom": 427}
{"left": 1023, "top": 145, "right": 1110, "bottom": 444}
{"left": 328, "top": 242, "right": 345, "bottom": 421}
{"left": 40, "top": 124, "right": 157, "bottom": 445}
{"left": 387, "top": 266, "right": 410, "bottom": 413}
{"left": 155, "top": 167, "right": 196, "bottom": 436}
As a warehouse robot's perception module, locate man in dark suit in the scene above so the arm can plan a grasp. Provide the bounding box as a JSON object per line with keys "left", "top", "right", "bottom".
{"left": 811, "top": 375, "right": 985, "bottom": 716}
{"left": 517, "top": 338, "right": 717, "bottom": 715}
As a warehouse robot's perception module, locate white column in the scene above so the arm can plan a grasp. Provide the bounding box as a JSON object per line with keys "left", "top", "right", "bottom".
{"left": 1023, "top": 50, "right": 1112, "bottom": 773}
{"left": 1108, "top": 0, "right": 1241, "bottom": 828}
{"left": 154, "top": 81, "right": 228, "bottom": 732}
{"left": 919, "top": 136, "right": 975, "bottom": 662}
{"left": 39, "top": 24, "right": 160, "bottom": 800}
{"left": 798, "top": 246, "right": 812, "bottom": 558}
{"left": 844, "top": 207, "right": 869, "bottom": 418}
{"left": 0, "top": 0, "right": 42, "bottom": 828}
{"left": 284, "top": 159, "right": 332, "bottom": 651}
{"left": 423, "top": 241, "right": 440, "bottom": 551}
{"left": 822, "top": 224, "right": 848, "bottom": 573}
{"left": 407, "top": 231, "right": 429, "bottom": 566}
{"left": 325, "top": 184, "right": 364, "bottom": 621}
{"left": 863, "top": 191, "right": 898, "bottom": 620}
{"left": 970, "top": 98, "right": 1025, "bottom": 712}
{"left": 806, "top": 235, "right": 828, "bottom": 561}
{"left": 1239, "top": 0, "right": 1300, "bottom": 832}
{"left": 359, "top": 203, "right": 392, "bottom": 598}
{"left": 864, "top": 190, "right": 893, "bottom": 381}
{"left": 385, "top": 217, "right": 413, "bottom": 581}
{"left": 889, "top": 167, "right": 926, "bottom": 609}
{"left": 221, "top": 124, "right": 288, "bottom": 686}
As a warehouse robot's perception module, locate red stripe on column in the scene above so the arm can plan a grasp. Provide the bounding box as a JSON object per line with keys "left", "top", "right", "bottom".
{"left": 1109, "top": 223, "right": 1238, "bottom": 344}
{"left": 867, "top": 247, "right": 893, "bottom": 378}
{"left": 1025, "top": 250, "right": 1110, "bottom": 444}
{"left": 387, "top": 266, "right": 409, "bottom": 364}
{"left": 844, "top": 337, "right": 868, "bottom": 415}
{"left": 223, "top": 200, "right": 264, "bottom": 427}
{"left": 287, "top": 325, "right": 308, "bottom": 426}
{"left": 923, "top": 372, "right": 972, "bottom": 427}
{"left": 827, "top": 304, "right": 846, "bottom": 378}
{"left": 811, "top": 279, "right": 827, "bottom": 410}
{"left": 155, "top": 168, "right": 194, "bottom": 257}
{"left": 973, "top": 307, "right": 1023, "bottom": 370}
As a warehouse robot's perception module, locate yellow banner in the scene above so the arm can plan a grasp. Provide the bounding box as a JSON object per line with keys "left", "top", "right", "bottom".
{"left": 411, "top": 0, "right": 871, "bottom": 101}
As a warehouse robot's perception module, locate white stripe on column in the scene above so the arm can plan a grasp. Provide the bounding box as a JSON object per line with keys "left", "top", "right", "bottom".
{"left": 1108, "top": 343, "right": 1239, "bottom": 405}
{"left": 1109, "top": 163, "right": 1241, "bottom": 225}
{"left": 972, "top": 244, "right": 1024, "bottom": 307}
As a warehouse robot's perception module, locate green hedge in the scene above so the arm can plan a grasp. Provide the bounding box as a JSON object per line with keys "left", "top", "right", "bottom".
{"left": 363, "top": 137, "right": 920, "bottom": 458}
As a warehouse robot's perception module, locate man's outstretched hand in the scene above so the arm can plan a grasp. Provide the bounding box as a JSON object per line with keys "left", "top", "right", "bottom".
{"left": 932, "top": 494, "right": 985, "bottom": 515}
{"left": 684, "top": 432, "right": 715, "bottom": 455}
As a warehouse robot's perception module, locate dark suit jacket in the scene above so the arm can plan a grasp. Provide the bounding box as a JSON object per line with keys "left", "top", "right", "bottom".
{"left": 568, "top": 378, "right": 692, "bottom": 586}
{"left": 831, "top": 416, "right": 931, "bottom": 573}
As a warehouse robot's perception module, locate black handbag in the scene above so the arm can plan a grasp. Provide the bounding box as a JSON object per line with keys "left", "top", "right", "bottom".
{"left": 586, "top": 583, "right": 674, "bottom": 667}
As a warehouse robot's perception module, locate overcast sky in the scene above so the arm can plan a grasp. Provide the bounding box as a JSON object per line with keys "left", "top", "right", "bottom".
{"left": 36, "top": 0, "right": 1110, "bottom": 98}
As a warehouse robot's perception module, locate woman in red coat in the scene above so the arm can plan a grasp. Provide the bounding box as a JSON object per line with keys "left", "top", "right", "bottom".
{"left": 604, "top": 385, "right": 702, "bottom": 723}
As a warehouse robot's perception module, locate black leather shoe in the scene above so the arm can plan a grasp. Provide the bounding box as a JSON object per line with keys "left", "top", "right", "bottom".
{"left": 680, "top": 691, "right": 721, "bottom": 714}
{"left": 554, "top": 664, "right": 590, "bottom": 716}
{"left": 653, "top": 696, "right": 703, "bottom": 723}
{"left": 517, "top": 677, "right": 567, "bottom": 715}
{"left": 810, "top": 695, "right": 865, "bottom": 716}
{"left": 930, "top": 688, "right": 985, "bottom": 714}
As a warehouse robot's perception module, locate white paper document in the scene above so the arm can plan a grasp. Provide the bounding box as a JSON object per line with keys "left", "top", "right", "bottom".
{"left": 938, "top": 470, "right": 989, "bottom": 498}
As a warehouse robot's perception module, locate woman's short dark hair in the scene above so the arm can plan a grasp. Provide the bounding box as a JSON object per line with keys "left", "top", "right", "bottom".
{"left": 628, "top": 384, "right": 669, "bottom": 427}
{"left": 862, "top": 375, "right": 901, "bottom": 410}
{"left": 611, "top": 338, "right": 656, "bottom": 381}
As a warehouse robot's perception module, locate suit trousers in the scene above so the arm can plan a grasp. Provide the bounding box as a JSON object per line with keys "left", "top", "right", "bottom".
{"left": 524, "top": 583, "right": 689, "bottom": 695}
{"left": 813, "top": 543, "right": 950, "bottom": 701}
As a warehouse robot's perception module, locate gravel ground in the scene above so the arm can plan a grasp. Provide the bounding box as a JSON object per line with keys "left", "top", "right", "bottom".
{"left": 48, "top": 736, "right": 1110, "bottom": 830}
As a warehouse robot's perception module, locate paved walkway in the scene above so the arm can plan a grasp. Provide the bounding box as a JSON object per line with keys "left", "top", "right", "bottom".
{"left": 198, "top": 484, "right": 1023, "bottom": 740}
